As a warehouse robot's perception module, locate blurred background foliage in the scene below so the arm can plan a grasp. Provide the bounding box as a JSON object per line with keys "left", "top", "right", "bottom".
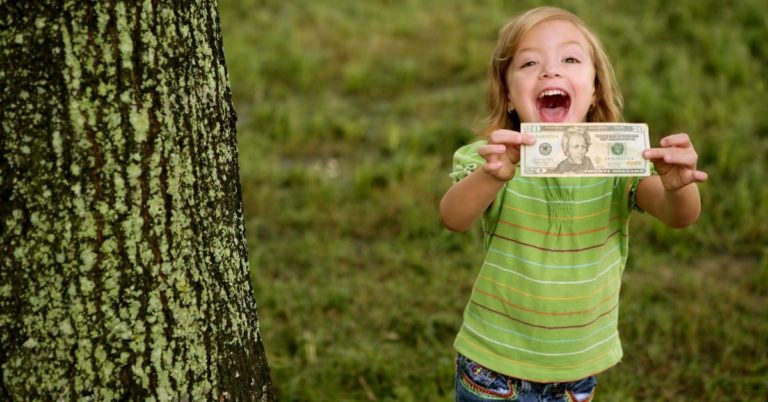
{"left": 220, "top": 0, "right": 767, "bottom": 400}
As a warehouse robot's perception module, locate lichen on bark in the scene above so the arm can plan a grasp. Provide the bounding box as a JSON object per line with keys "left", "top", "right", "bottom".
{"left": 0, "top": 1, "right": 274, "bottom": 400}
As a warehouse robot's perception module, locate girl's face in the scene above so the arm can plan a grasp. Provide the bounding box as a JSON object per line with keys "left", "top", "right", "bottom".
{"left": 506, "top": 19, "right": 596, "bottom": 124}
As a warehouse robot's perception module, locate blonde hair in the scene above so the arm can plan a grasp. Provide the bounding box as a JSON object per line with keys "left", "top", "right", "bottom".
{"left": 479, "top": 6, "right": 623, "bottom": 137}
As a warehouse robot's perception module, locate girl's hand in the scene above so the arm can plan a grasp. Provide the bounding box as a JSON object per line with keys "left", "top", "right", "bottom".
{"left": 478, "top": 129, "right": 537, "bottom": 181}
{"left": 642, "top": 133, "right": 708, "bottom": 191}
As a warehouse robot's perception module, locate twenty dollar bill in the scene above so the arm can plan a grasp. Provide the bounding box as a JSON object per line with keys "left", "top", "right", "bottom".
{"left": 520, "top": 123, "right": 651, "bottom": 177}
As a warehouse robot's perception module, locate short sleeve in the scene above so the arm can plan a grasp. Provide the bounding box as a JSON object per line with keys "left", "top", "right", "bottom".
{"left": 449, "top": 140, "right": 488, "bottom": 183}
{"left": 447, "top": 141, "right": 505, "bottom": 246}
{"left": 623, "top": 176, "right": 645, "bottom": 213}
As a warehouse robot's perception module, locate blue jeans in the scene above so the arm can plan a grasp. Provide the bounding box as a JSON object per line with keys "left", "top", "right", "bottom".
{"left": 455, "top": 354, "right": 597, "bottom": 402}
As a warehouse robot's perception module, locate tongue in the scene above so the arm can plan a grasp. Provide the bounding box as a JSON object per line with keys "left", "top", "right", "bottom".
{"left": 538, "top": 95, "right": 569, "bottom": 122}
{"left": 539, "top": 105, "right": 568, "bottom": 122}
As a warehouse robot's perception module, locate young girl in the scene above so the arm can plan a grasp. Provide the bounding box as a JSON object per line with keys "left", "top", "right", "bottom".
{"left": 440, "top": 7, "right": 707, "bottom": 401}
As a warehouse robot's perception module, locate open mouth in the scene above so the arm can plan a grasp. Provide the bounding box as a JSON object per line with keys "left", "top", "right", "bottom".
{"left": 537, "top": 89, "right": 571, "bottom": 122}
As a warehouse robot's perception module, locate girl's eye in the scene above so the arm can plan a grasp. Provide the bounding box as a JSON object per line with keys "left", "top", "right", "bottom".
{"left": 521, "top": 61, "right": 536, "bottom": 68}
{"left": 564, "top": 57, "right": 580, "bottom": 64}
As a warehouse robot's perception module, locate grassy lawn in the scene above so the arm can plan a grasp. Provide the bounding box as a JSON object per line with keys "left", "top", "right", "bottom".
{"left": 221, "top": 1, "right": 768, "bottom": 400}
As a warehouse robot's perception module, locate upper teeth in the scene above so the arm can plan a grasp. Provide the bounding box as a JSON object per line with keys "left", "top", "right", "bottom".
{"left": 539, "top": 89, "right": 566, "bottom": 98}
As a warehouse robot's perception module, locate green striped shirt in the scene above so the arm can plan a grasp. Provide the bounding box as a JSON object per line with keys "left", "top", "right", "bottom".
{"left": 450, "top": 141, "right": 642, "bottom": 382}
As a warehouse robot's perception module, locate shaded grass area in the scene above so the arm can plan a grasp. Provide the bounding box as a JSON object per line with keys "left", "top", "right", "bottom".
{"left": 221, "top": 0, "right": 768, "bottom": 400}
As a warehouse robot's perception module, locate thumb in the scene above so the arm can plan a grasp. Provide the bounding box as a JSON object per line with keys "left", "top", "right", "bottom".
{"left": 693, "top": 170, "right": 708, "bottom": 183}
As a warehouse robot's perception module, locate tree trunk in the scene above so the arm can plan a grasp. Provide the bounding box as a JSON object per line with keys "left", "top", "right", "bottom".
{"left": 0, "top": 1, "right": 274, "bottom": 400}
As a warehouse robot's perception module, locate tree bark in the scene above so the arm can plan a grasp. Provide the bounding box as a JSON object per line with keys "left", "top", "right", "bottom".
{"left": 0, "top": 1, "right": 274, "bottom": 400}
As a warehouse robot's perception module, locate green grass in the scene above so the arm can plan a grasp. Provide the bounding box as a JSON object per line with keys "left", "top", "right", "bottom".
{"left": 221, "top": 0, "right": 768, "bottom": 400}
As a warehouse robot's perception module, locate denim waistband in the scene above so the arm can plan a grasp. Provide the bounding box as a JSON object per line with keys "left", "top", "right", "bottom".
{"left": 457, "top": 353, "right": 585, "bottom": 395}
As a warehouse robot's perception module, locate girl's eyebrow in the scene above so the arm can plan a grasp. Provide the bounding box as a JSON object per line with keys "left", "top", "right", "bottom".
{"left": 517, "top": 40, "right": 588, "bottom": 54}
{"left": 560, "top": 40, "right": 589, "bottom": 51}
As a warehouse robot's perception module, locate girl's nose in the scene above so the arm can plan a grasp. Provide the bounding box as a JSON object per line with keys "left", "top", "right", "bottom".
{"left": 540, "top": 62, "right": 561, "bottom": 78}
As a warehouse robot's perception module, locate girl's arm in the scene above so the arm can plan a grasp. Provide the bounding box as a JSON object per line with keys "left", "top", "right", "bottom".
{"left": 440, "top": 168, "right": 506, "bottom": 232}
{"left": 440, "top": 130, "right": 535, "bottom": 232}
{"left": 636, "top": 133, "right": 708, "bottom": 228}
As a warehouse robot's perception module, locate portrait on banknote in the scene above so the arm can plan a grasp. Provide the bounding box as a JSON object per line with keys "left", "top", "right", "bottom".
{"left": 552, "top": 126, "right": 595, "bottom": 173}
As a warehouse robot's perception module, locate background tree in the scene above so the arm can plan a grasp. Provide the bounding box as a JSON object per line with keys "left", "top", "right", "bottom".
{"left": 0, "top": 1, "right": 274, "bottom": 400}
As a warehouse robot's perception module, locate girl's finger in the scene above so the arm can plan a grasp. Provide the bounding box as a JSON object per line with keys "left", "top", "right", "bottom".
{"left": 692, "top": 170, "right": 708, "bottom": 182}
{"left": 662, "top": 152, "right": 698, "bottom": 166}
{"left": 489, "top": 130, "right": 536, "bottom": 146}
{"left": 643, "top": 147, "right": 697, "bottom": 165}
{"left": 642, "top": 148, "right": 667, "bottom": 161}
{"left": 478, "top": 144, "right": 507, "bottom": 158}
{"left": 659, "top": 133, "right": 692, "bottom": 148}
{"left": 483, "top": 160, "right": 504, "bottom": 171}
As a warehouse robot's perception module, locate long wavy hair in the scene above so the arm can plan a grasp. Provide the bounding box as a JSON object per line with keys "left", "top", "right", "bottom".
{"left": 479, "top": 6, "right": 623, "bottom": 137}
